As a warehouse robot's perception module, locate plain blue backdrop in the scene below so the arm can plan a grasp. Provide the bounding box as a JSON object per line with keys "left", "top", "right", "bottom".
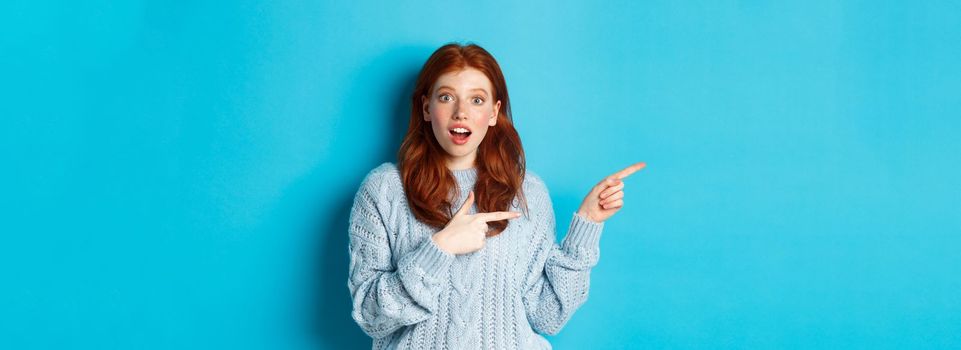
{"left": 3, "top": 1, "right": 960, "bottom": 349}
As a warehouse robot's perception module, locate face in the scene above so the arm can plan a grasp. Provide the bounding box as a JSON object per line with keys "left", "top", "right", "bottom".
{"left": 422, "top": 68, "right": 502, "bottom": 170}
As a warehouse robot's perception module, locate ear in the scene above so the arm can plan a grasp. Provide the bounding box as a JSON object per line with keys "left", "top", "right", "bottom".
{"left": 421, "top": 95, "right": 430, "bottom": 121}
{"left": 489, "top": 100, "right": 501, "bottom": 126}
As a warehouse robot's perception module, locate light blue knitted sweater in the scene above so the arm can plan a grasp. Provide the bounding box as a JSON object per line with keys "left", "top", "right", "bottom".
{"left": 348, "top": 162, "right": 604, "bottom": 349}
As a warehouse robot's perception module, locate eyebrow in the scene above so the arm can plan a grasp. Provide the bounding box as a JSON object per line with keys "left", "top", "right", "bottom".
{"left": 436, "top": 85, "right": 489, "bottom": 96}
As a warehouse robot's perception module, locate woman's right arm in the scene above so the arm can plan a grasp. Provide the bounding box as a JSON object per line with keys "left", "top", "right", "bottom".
{"left": 347, "top": 173, "right": 455, "bottom": 339}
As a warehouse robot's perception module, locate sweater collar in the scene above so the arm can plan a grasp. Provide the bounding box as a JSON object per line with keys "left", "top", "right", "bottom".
{"left": 451, "top": 167, "right": 478, "bottom": 188}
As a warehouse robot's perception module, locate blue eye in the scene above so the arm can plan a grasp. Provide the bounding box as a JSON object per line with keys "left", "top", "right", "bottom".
{"left": 472, "top": 97, "right": 484, "bottom": 104}
{"left": 439, "top": 94, "right": 453, "bottom": 102}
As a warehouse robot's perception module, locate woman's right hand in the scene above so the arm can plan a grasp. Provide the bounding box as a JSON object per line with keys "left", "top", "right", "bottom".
{"left": 432, "top": 190, "right": 522, "bottom": 255}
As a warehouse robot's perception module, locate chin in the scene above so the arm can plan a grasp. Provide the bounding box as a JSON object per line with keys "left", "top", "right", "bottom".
{"left": 445, "top": 146, "right": 475, "bottom": 157}
{"left": 450, "top": 150, "right": 474, "bottom": 157}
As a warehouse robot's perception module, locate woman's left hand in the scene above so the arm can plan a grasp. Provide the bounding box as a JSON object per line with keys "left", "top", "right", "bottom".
{"left": 576, "top": 162, "right": 646, "bottom": 223}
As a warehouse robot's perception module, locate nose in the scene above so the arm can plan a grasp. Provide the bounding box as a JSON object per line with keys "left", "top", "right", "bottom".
{"left": 452, "top": 101, "right": 469, "bottom": 120}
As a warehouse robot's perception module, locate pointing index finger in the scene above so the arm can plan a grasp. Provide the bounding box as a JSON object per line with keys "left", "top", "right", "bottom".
{"left": 455, "top": 191, "right": 475, "bottom": 216}
{"left": 611, "top": 162, "right": 646, "bottom": 180}
{"left": 476, "top": 211, "right": 522, "bottom": 222}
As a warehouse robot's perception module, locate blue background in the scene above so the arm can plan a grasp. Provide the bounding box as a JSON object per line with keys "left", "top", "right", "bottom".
{"left": 3, "top": 1, "right": 960, "bottom": 349}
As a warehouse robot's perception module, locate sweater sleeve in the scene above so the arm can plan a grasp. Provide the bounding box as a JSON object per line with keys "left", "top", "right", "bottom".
{"left": 347, "top": 170, "right": 455, "bottom": 339}
{"left": 522, "top": 182, "right": 604, "bottom": 336}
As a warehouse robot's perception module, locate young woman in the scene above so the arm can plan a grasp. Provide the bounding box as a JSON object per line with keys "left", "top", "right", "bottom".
{"left": 347, "top": 43, "right": 644, "bottom": 349}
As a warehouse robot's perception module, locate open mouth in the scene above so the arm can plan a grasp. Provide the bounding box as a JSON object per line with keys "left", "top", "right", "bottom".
{"left": 448, "top": 127, "right": 472, "bottom": 145}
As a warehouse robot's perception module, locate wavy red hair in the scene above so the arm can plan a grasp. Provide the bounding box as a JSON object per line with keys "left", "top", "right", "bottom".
{"left": 398, "top": 43, "right": 528, "bottom": 237}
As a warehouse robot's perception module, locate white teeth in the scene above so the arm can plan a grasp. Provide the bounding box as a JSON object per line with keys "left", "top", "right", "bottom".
{"left": 452, "top": 127, "right": 470, "bottom": 133}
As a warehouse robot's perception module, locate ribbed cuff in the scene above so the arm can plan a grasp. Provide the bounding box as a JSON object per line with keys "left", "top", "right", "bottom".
{"left": 562, "top": 212, "right": 604, "bottom": 250}
{"left": 408, "top": 236, "right": 456, "bottom": 277}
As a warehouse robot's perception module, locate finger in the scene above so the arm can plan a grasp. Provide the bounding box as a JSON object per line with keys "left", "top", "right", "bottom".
{"left": 592, "top": 177, "right": 619, "bottom": 196}
{"left": 599, "top": 181, "right": 624, "bottom": 199}
{"left": 599, "top": 191, "right": 624, "bottom": 206}
{"left": 611, "top": 162, "right": 646, "bottom": 180}
{"left": 455, "top": 190, "right": 475, "bottom": 216}
{"left": 601, "top": 199, "right": 624, "bottom": 210}
{"left": 476, "top": 211, "right": 523, "bottom": 222}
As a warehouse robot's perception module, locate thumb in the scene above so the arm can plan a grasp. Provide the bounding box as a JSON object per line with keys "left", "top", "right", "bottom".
{"left": 454, "top": 190, "right": 475, "bottom": 216}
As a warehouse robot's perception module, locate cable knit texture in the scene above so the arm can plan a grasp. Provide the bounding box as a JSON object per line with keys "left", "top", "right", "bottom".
{"left": 348, "top": 162, "right": 604, "bottom": 349}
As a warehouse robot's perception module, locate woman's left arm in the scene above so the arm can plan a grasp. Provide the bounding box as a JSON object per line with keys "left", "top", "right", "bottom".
{"left": 522, "top": 162, "right": 646, "bottom": 335}
{"left": 522, "top": 207, "right": 604, "bottom": 336}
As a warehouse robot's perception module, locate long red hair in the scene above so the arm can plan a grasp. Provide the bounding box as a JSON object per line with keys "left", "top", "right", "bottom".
{"left": 398, "top": 43, "right": 528, "bottom": 237}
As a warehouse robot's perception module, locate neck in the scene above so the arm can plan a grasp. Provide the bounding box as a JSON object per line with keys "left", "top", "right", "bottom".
{"left": 446, "top": 153, "right": 476, "bottom": 171}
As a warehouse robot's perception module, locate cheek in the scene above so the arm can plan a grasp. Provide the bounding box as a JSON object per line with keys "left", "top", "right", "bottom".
{"left": 431, "top": 103, "right": 453, "bottom": 117}
{"left": 471, "top": 123, "right": 491, "bottom": 139}
{"left": 431, "top": 123, "right": 449, "bottom": 139}
{"left": 428, "top": 107, "right": 448, "bottom": 128}
{"left": 473, "top": 112, "right": 492, "bottom": 128}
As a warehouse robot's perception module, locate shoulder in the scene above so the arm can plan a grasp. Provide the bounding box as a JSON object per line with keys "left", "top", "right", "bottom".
{"left": 523, "top": 169, "right": 548, "bottom": 193}
{"left": 519, "top": 169, "right": 556, "bottom": 234}
{"left": 357, "top": 162, "right": 404, "bottom": 198}
{"left": 522, "top": 169, "right": 552, "bottom": 205}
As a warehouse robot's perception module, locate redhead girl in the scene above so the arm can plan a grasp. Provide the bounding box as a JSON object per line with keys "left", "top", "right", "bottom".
{"left": 347, "top": 42, "right": 644, "bottom": 350}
